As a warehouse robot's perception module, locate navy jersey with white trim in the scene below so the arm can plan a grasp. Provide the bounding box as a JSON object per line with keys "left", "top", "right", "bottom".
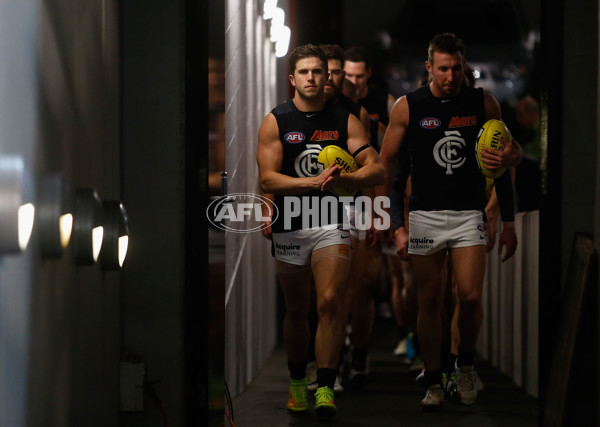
{"left": 271, "top": 99, "right": 351, "bottom": 232}
{"left": 406, "top": 84, "right": 488, "bottom": 212}
{"left": 335, "top": 94, "right": 362, "bottom": 120}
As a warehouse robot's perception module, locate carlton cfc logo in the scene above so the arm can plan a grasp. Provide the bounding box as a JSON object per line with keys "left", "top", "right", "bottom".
{"left": 433, "top": 130, "right": 466, "bottom": 175}
{"left": 420, "top": 117, "right": 441, "bottom": 129}
{"left": 294, "top": 143, "right": 323, "bottom": 177}
{"left": 284, "top": 131, "right": 305, "bottom": 143}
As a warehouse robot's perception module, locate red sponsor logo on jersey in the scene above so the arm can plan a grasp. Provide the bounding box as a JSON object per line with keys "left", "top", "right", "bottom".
{"left": 311, "top": 130, "right": 340, "bottom": 141}
{"left": 448, "top": 115, "right": 478, "bottom": 128}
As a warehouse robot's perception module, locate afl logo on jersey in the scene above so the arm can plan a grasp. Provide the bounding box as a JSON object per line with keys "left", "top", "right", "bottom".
{"left": 420, "top": 117, "right": 441, "bottom": 129}
{"left": 294, "top": 144, "right": 323, "bottom": 177}
{"left": 284, "top": 131, "right": 305, "bottom": 144}
{"left": 433, "top": 130, "right": 466, "bottom": 175}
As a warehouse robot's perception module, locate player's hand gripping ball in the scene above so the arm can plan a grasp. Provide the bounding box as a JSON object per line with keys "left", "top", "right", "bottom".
{"left": 475, "top": 119, "right": 510, "bottom": 179}
{"left": 317, "top": 145, "right": 358, "bottom": 197}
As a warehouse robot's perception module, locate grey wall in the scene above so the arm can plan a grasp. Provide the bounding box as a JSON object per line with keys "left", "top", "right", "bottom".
{"left": 0, "top": 2, "right": 39, "bottom": 425}
{"left": 0, "top": 1, "right": 122, "bottom": 426}
{"left": 0, "top": 0, "right": 192, "bottom": 426}
{"left": 224, "top": 0, "right": 279, "bottom": 397}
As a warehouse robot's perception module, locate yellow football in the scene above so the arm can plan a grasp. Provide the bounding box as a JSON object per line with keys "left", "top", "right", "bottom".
{"left": 475, "top": 119, "right": 510, "bottom": 179}
{"left": 317, "top": 145, "right": 358, "bottom": 197}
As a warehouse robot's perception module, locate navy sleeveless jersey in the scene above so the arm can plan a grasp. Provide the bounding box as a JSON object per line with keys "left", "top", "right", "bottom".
{"left": 406, "top": 85, "right": 487, "bottom": 212}
{"left": 335, "top": 94, "right": 362, "bottom": 120}
{"left": 358, "top": 87, "right": 389, "bottom": 151}
{"left": 358, "top": 87, "right": 390, "bottom": 126}
{"left": 271, "top": 99, "right": 351, "bottom": 233}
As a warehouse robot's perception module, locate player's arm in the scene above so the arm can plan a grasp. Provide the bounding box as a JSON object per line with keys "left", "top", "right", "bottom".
{"left": 378, "top": 96, "right": 411, "bottom": 254}
{"left": 259, "top": 191, "right": 274, "bottom": 240}
{"left": 484, "top": 184, "right": 499, "bottom": 252}
{"left": 330, "top": 114, "right": 384, "bottom": 190}
{"left": 481, "top": 96, "right": 519, "bottom": 261}
{"left": 377, "top": 96, "right": 409, "bottom": 199}
{"left": 358, "top": 106, "right": 372, "bottom": 140}
{"left": 257, "top": 113, "right": 341, "bottom": 195}
{"left": 493, "top": 163, "right": 518, "bottom": 262}
{"left": 480, "top": 93, "right": 523, "bottom": 168}
{"left": 387, "top": 93, "right": 396, "bottom": 115}
{"left": 389, "top": 153, "right": 410, "bottom": 230}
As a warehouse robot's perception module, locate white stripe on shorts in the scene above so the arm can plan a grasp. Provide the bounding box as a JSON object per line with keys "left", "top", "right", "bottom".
{"left": 272, "top": 225, "right": 352, "bottom": 265}
{"left": 408, "top": 210, "right": 487, "bottom": 256}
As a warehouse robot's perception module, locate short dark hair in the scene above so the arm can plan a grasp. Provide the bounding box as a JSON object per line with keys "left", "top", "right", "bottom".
{"left": 319, "top": 44, "right": 345, "bottom": 65}
{"left": 288, "top": 44, "right": 328, "bottom": 73}
{"left": 427, "top": 33, "right": 465, "bottom": 64}
{"left": 344, "top": 46, "right": 371, "bottom": 67}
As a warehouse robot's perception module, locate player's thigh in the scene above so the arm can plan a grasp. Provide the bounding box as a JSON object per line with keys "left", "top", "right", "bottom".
{"left": 350, "top": 240, "right": 382, "bottom": 286}
{"left": 389, "top": 254, "right": 414, "bottom": 288}
{"left": 276, "top": 260, "right": 313, "bottom": 315}
{"left": 449, "top": 245, "right": 486, "bottom": 300}
{"left": 311, "top": 244, "right": 352, "bottom": 301}
{"left": 410, "top": 250, "right": 447, "bottom": 294}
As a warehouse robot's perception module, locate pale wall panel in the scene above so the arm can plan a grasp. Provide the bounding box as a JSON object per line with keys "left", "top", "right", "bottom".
{"left": 225, "top": 0, "right": 278, "bottom": 397}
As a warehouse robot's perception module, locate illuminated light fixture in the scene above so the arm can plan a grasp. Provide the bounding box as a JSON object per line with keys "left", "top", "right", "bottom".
{"left": 18, "top": 203, "right": 35, "bottom": 251}
{"left": 275, "top": 25, "right": 291, "bottom": 58}
{"left": 72, "top": 188, "right": 104, "bottom": 265}
{"left": 264, "top": 4, "right": 290, "bottom": 58}
{"left": 100, "top": 201, "right": 129, "bottom": 270}
{"left": 262, "top": 0, "right": 277, "bottom": 19}
{"left": 269, "top": 8, "right": 285, "bottom": 42}
{"left": 0, "top": 155, "right": 35, "bottom": 254}
{"left": 38, "top": 174, "right": 73, "bottom": 259}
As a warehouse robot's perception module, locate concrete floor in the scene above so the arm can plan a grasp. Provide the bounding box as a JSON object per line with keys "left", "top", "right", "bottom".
{"left": 231, "top": 317, "right": 538, "bottom": 426}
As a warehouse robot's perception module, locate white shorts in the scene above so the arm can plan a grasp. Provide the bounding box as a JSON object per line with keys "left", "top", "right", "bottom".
{"left": 272, "top": 225, "right": 352, "bottom": 265}
{"left": 408, "top": 210, "right": 487, "bottom": 256}
{"left": 344, "top": 203, "right": 368, "bottom": 241}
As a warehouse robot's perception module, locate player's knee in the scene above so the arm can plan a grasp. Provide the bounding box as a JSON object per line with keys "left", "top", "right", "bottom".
{"left": 317, "top": 289, "right": 342, "bottom": 321}
{"left": 456, "top": 292, "right": 482, "bottom": 312}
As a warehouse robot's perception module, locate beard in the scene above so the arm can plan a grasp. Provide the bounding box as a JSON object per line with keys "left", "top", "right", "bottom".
{"left": 324, "top": 84, "right": 342, "bottom": 101}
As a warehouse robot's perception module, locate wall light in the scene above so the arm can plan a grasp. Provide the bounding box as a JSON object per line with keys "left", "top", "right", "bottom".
{"left": 263, "top": 3, "right": 290, "bottom": 58}
{"left": 275, "top": 26, "right": 291, "bottom": 58}
{"left": 269, "top": 7, "right": 285, "bottom": 42}
{"left": 38, "top": 174, "right": 73, "bottom": 259}
{"left": 0, "top": 155, "right": 35, "bottom": 254}
{"left": 100, "top": 201, "right": 129, "bottom": 270}
{"left": 72, "top": 188, "right": 104, "bottom": 265}
{"left": 262, "top": 0, "right": 277, "bottom": 19}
